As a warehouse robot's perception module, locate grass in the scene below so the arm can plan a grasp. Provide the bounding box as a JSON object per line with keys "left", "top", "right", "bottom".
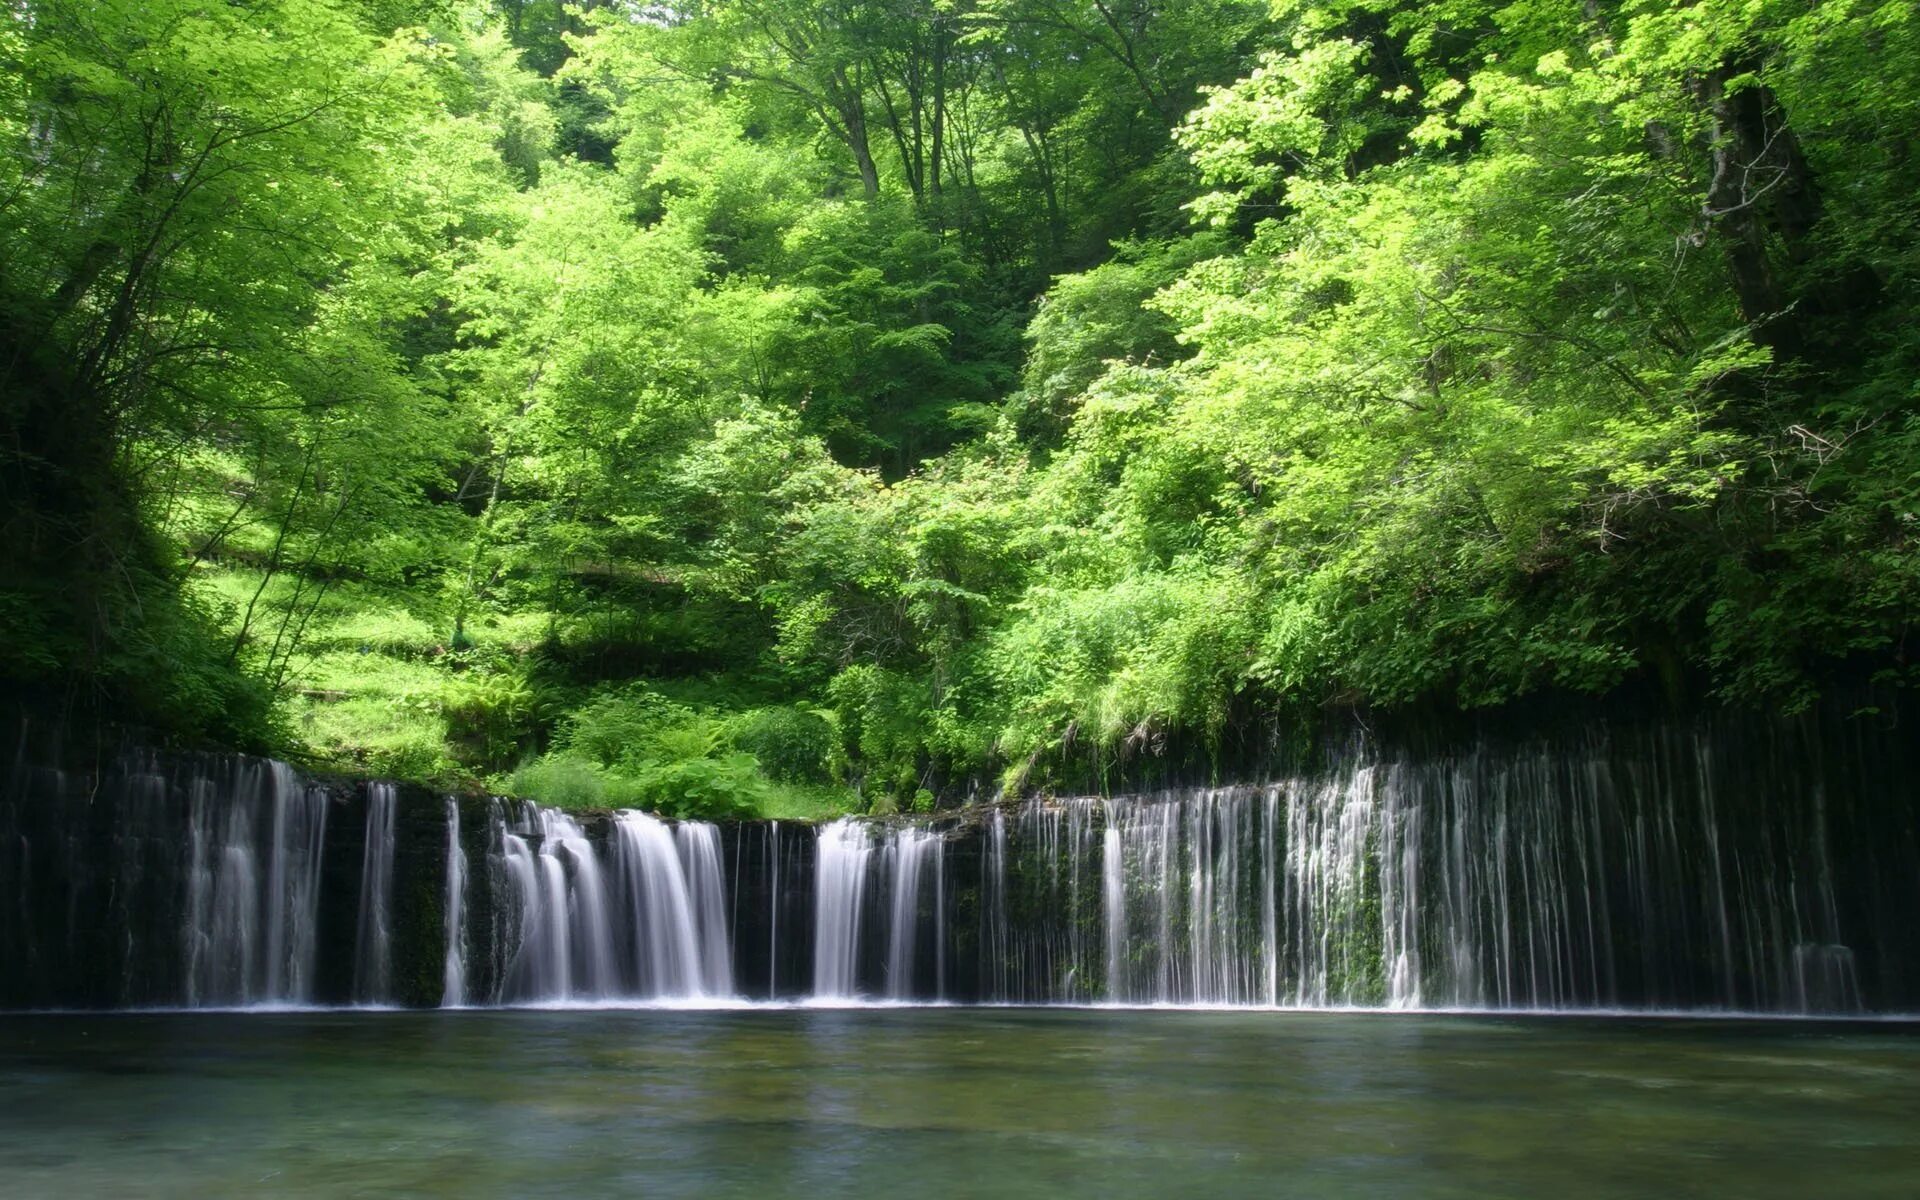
{"left": 758, "top": 780, "right": 859, "bottom": 821}
{"left": 194, "top": 567, "right": 469, "bottom": 781}
{"left": 190, "top": 562, "right": 865, "bottom": 820}
{"left": 505, "top": 752, "right": 860, "bottom": 822}
{"left": 289, "top": 651, "right": 460, "bottom": 781}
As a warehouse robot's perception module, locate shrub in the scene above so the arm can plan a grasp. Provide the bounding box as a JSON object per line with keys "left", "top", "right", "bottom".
{"left": 442, "top": 672, "right": 535, "bottom": 768}
{"left": 622, "top": 753, "right": 764, "bottom": 821}
{"left": 729, "top": 706, "right": 834, "bottom": 783}
{"left": 509, "top": 755, "right": 610, "bottom": 810}
{"left": 827, "top": 664, "right": 930, "bottom": 800}
{"left": 558, "top": 685, "right": 707, "bottom": 767}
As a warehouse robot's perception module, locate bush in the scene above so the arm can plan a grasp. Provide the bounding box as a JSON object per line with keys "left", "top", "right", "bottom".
{"left": 622, "top": 753, "right": 763, "bottom": 821}
{"left": 558, "top": 685, "right": 708, "bottom": 767}
{"left": 729, "top": 706, "right": 834, "bottom": 783}
{"left": 509, "top": 755, "right": 612, "bottom": 810}
{"left": 519, "top": 687, "right": 859, "bottom": 820}
{"left": 442, "top": 672, "right": 535, "bottom": 768}
{"left": 827, "top": 664, "right": 930, "bottom": 801}
{"left": 509, "top": 750, "right": 764, "bottom": 820}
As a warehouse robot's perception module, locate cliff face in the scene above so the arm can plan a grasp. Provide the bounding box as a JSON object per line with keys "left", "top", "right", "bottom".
{"left": 0, "top": 731, "right": 451, "bottom": 1009}
{"left": 5, "top": 700, "right": 1918, "bottom": 1012}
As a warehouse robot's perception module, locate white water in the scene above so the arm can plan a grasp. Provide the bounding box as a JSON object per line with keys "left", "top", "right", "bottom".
{"left": 442, "top": 797, "right": 468, "bottom": 1007}
{"left": 957, "top": 747, "right": 1874, "bottom": 1010}
{"left": 679, "top": 821, "right": 734, "bottom": 995}
{"left": 610, "top": 810, "right": 733, "bottom": 998}
{"left": 497, "top": 806, "right": 615, "bottom": 1001}
{"left": 5, "top": 711, "right": 1910, "bottom": 1013}
{"left": 812, "top": 818, "right": 873, "bottom": 999}
{"left": 487, "top": 803, "right": 733, "bottom": 1003}
{"left": 1102, "top": 818, "right": 1124, "bottom": 1000}
{"left": 352, "top": 783, "right": 398, "bottom": 1004}
{"left": 882, "top": 827, "right": 944, "bottom": 1000}
{"left": 767, "top": 721, "right": 1887, "bottom": 1012}
{"left": 182, "top": 760, "right": 327, "bottom": 1007}
{"left": 767, "top": 821, "right": 781, "bottom": 999}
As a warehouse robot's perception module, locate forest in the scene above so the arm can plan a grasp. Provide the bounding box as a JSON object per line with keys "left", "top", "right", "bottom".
{"left": 2, "top": 0, "right": 1916, "bottom": 820}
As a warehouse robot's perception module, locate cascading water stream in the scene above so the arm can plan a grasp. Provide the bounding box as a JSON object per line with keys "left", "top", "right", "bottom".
{"left": 883, "top": 827, "right": 943, "bottom": 1000}
{"left": 496, "top": 806, "right": 615, "bottom": 1001}
{"left": 610, "top": 810, "right": 733, "bottom": 998}
{"left": 767, "top": 821, "right": 781, "bottom": 998}
{"left": 479, "top": 803, "right": 735, "bottom": 1004}
{"left": 1102, "top": 816, "right": 1124, "bottom": 1001}
{"left": 443, "top": 797, "right": 468, "bottom": 1007}
{"left": 4, "top": 707, "right": 1915, "bottom": 1012}
{"left": 353, "top": 783, "right": 398, "bottom": 1004}
{"left": 612, "top": 810, "right": 701, "bottom": 995}
{"left": 182, "top": 760, "right": 327, "bottom": 1007}
{"left": 812, "top": 818, "right": 873, "bottom": 1000}
{"left": 679, "top": 821, "right": 734, "bottom": 996}
{"left": 785, "top": 715, "right": 1914, "bottom": 1011}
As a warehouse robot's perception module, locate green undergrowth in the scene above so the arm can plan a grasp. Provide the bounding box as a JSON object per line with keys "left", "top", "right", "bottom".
{"left": 197, "top": 564, "right": 863, "bottom": 821}
{"left": 14, "top": 0, "right": 1915, "bottom": 821}
{"left": 506, "top": 684, "right": 859, "bottom": 820}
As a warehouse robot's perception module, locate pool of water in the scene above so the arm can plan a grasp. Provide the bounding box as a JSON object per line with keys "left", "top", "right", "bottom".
{"left": 1, "top": 1008, "right": 1916, "bottom": 1197}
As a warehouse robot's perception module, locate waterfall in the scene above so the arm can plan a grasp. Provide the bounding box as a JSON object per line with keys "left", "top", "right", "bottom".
{"left": 610, "top": 811, "right": 732, "bottom": 998}
{"left": 183, "top": 776, "right": 257, "bottom": 1004}
{"left": 1102, "top": 819, "right": 1124, "bottom": 1001}
{"left": 497, "top": 814, "right": 559, "bottom": 998}
{"left": 1093, "top": 789, "right": 1274, "bottom": 1005}
{"left": 768, "top": 821, "right": 781, "bottom": 999}
{"left": 933, "top": 835, "right": 946, "bottom": 999}
{"left": 442, "top": 797, "right": 468, "bottom": 1007}
{"left": 883, "top": 827, "right": 943, "bottom": 1000}
{"left": 679, "top": 820, "right": 734, "bottom": 996}
{"left": 550, "top": 810, "right": 619, "bottom": 997}
{"left": 979, "top": 799, "right": 1107, "bottom": 1002}
{"left": 793, "top": 820, "right": 965, "bottom": 1001}
{"left": 496, "top": 806, "right": 616, "bottom": 1001}
{"left": 812, "top": 818, "right": 873, "bottom": 999}
{"left": 967, "top": 739, "right": 1888, "bottom": 1010}
{"left": 979, "top": 810, "right": 1015, "bottom": 1000}
{"left": 352, "top": 783, "right": 397, "bottom": 1004}
{"left": 774, "top": 715, "right": 1913, "bottom": 1011}
{"left": 4, "top": 704, "right": 1917, "bottom": 1013}
{"left": 182, "top": 760, "right": 327, "bottom": 1007}
{"left": 484, "top": 803, "right": 735, "bottom": 1003}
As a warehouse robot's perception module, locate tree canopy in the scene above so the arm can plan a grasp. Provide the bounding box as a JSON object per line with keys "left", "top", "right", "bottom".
{"left": 2, "top": 0, "right": 1915, "bottom": 812}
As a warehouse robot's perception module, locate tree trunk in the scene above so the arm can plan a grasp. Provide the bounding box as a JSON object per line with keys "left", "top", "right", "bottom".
{"left": 1695, "top": 54, "right": 1824, "bottom": 357}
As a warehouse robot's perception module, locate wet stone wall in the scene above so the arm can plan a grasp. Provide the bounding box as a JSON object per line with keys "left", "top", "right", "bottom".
{"left": 4, "top": 702, "right": 1918, "bottom": 1013}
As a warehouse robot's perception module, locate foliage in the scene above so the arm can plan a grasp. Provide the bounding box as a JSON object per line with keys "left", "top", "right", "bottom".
{"left": 442, "top": 672, "right": 536, "bottom": 766}
{"left": 727, "top": 706, "right": 837, "bottom": 784}
{"left": 509, "top": 751, "right": 762, "bottom": 821}
{"left": 507, "top": 685, "right": 853, "bottom": 819}
{"left": 3, "top": 0, "right": 1916, "bottom": 814}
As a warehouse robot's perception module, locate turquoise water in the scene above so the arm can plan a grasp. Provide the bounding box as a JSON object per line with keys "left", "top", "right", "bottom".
{"left": 1, "top": 1009, "right": 1916, "bottom": 1197}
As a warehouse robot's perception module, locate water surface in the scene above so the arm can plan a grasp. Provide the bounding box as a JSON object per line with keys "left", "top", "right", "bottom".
{"left": 1, "top": 1009, "right": 1915, "bottom": 1197}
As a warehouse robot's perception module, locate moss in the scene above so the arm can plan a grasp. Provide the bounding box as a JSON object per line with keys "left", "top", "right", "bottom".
{"left": 1333, "top": 823, "right": 1387, "bottom": 1006}
{"left": 389, "top": 782, "right": 450, "bottom": 1008}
